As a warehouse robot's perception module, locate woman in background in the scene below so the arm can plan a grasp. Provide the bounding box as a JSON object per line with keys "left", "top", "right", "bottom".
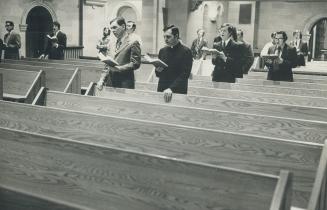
{"left": 96, "top": 27, "right": 111, "bottom": 56}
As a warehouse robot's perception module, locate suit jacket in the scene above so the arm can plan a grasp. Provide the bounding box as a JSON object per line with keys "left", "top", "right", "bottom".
{"left": 0, "top": 38, "right": 3, "bottom": 62}
{"left": 156, "top": 42, "right": 193, "bottom": 94}
{"left": 106, "top": 34, "right": 141, "bottom": 89}
{"left": 44, "top": 31, "right": 67, "bottom": 60}
{"left": 238, "top": 41, "right": 254, "bottom": 75}
{"left": 191, "top": 38, "right": 208, "bottom": 59}
{"left": 289, "top": 40, "right": 308, "bottom": 66}
{"left": 4, "top": 31, "right": 21, "bottom": 59}
{"left": 211, "top": 39, "right": 241, "bottom": 83}
{"left": 266, "top": 44, "right": 296, "bottom": 82}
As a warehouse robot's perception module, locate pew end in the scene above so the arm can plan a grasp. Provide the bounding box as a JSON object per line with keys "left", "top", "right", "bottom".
{"left": 84, "top": 82, "right": 97, "bottom": 96}
{"left": 63, "top": 67, "right": 81, "bottom": 94}
{"left": 271, "top": 170, "right": 293, "bottom": 210}
{"left": 0, "top": 73, "right": 3, "bottom": 100}
{"left": 32, "top": 87, "right": 47, "bottom": 106}
{"left": 308, "top": 140, "right": 327, "bottom": 210}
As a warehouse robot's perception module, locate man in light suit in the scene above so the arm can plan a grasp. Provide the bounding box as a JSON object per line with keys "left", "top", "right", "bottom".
{"left": 97, "top": 17, "right": 141, "bottom": 89}
{"left": 190, "top": 29, "right": 208, "bottom": 60}
{"left": 39, "top": 21, "right": 67, "bottom": 60}
{"left": 211, "top": 23, "right": 241, "bottom": 83}
{"left": 3, "top": 21, "right": 21, "bottom": 59}
{"left": 265, "top": 31, "right": 297, "bottom": 82}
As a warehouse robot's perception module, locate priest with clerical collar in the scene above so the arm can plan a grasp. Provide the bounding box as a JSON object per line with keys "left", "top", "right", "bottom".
{"left": 155, "top": 25, "right": 193, "bottom": 103}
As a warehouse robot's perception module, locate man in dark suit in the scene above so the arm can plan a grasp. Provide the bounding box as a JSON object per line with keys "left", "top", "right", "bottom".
{"left": 265, "top": 31, "right": 297, "bottom": 82}
{"left": 3, "top": 21, "right": 21, "bottom": 59}
{"left": 97, "top": 17, "right": 141, "bottom": 90}
{"left": 155, "top": 25, "right": 193, "bottom": 102}
{"left": 211, "top": 23, "right": 240, "bottom": 83}
{"left": 290, "top": 30, "right": 308, "bottom": 67}
{"left": 237, "top": 29, "right": 254, "bottom": 75}
{"left": 40, "top": 21, "right": 67, "bottom": 60}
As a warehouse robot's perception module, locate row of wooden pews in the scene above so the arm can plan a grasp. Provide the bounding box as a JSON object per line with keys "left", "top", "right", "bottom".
{"left": 0, "top": 57, "right": 326, "bottom": 210}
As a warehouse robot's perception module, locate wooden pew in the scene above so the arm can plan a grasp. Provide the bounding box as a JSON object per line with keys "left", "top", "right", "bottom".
{"left": 308, "top": 140, "right": 327, "bottom": 210}
{"left": 186, "top": 80, "right": 327, "bottom": 98}
{"left": 0, "top": 73, "right": 3, "bottom": 100}
{"left": 245, "top": 72, "right": 327, "bottom": 84}
{"left": 0, "top": 126, "right": 292, "bottom": 210}
{"left": 0, "top": 63, "right": 80, "bottom": 94}
{"left": 236, "top": 78, "right": 327, "bottom": 90}
{"left": 251, "top": 68, "right": 327, "bottom": 76}
{"left": 0, "top": 184, "right": 82, "bottom": 210}
{"left": 25, "top": 91, "right": 326, "bottom": 208}
{"left": 6, "top": 58, "right": 154, "bottom": 86}
{"left": 193, "top": 73, "right": 327, "bottom": 84}
{"left": 135, "top": 81, "right": 327, "bottom": 101}
{"left": 0, "top": 69, "right": 44, "bottom": 103}
{"left": 85, "top": 83, "right": 327, "bottom": 121}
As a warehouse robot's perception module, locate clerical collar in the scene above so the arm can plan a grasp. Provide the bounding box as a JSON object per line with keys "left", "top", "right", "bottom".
{"left": 169, "top": 41, "right": 181, "bottom": 49}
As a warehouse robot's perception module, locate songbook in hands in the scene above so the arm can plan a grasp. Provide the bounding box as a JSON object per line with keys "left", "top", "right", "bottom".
{"left": 143, "top": 54, "right": 168, "bottom": 68}
{"left": 201, "top": 47, "right": 221, "bottom": 54}
{"left": 261, "top": 55, "right": 279, "bottom": 63}
{"left": 98, "top": 53, "right": 119, "bottom": 67}
{"left": 47, "top": 34, "right": 58, "bottom": 42}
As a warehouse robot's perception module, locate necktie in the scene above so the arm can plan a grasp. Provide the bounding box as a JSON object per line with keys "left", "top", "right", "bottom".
{"left": 115, "top": 40, "right": 122, "bottom": 52}
{"left": 222, "top": 41, "right": 225, "bottom": 49}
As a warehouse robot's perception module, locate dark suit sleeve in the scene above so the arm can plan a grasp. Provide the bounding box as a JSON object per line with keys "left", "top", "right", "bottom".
{"left": 243, "top": 44, "right": 254, "bottom": 74}
{"left": 8, "top": 33, "right": 21, "bottom": 49}
{"left": 169, "top": 48, "right": 193, "bottom": 91}
{"left": 155, "top": 49, "right": 163, "bottom": 77}
{"left": 57, "top": 33, "right": 67, "bottom": 51}
{"left": 280, "top": 47, "right": 297, "bottom": 69}
{"left": 119, "top": 41, "right": 141, "bottom": 72}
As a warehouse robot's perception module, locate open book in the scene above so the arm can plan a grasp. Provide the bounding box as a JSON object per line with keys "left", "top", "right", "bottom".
{"left": 261, "top": 55, "right": 279, "bottom": 63}
{"left": 98, "top": 53, "right": 119, "bottom": 67}
{"left": 201, "top": 47, "right": 221, "bottom": 54}
{"left": 143, "top": 54, "right": 168, "bottom": 68}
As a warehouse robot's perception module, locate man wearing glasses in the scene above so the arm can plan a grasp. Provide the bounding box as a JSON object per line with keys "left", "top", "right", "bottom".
{"left": 264, "top": 31, "right": 297, "bottom": 82}
{"left": 3, "top": 21, "right": 21, "bottom": 59}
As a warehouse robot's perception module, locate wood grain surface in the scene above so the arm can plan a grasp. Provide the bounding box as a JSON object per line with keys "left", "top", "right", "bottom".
{"left": 0, "top": 127, "right": 281, "bottom": 210}
{"left": 0, "top": 100, "right": 321, "bottom": 208}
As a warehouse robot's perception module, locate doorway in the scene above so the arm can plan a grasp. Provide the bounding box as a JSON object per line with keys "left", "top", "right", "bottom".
{"left": 26, "top": 6, "right": 52, "bottom": 58}
{"left": 309, "top": 18, "right": 327, "bottom": 60}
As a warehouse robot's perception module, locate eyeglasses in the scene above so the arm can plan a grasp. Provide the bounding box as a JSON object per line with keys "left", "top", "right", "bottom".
{"left": 5, "top": 25, "right": 11, "bottom": 27}
{"left": 275, "top": 38, "right": 284, "bottom": 40}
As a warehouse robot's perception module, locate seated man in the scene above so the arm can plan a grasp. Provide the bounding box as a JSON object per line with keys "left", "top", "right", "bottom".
{"left": 265, "top": 31, "right": 297, "bottom": 82}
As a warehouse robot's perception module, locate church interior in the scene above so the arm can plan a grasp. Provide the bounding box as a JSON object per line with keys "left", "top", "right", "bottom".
{"left": 0, "top": 0, "right": 327, "bottom": 210}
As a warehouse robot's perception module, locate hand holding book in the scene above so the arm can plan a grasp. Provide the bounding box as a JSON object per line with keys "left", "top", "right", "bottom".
{"left": 143, "top": 54, "right": 168, "bottom": 68}
{"left": 98, "top": 53, "right": 119, "bottom": 67}
{"left": 201, "top": 47, "right": 221, "bottom": 55}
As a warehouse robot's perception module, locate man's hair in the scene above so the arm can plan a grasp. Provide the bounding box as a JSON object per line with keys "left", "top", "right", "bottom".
{"left": 5, "top": 21, "right": 14, "bottom": 26}
{"left": 271, "top": 32, "right": 277, "bottom": 38}
{"left": 276, "top": 31, "right": 288, "bottom": 41}
{"left": 163, "top": 25, "right": 179, "bottom": 38}
{"left": 103, "top": 27, "right": 110, "bottom": 35}
{"left": 221, "top": 23, "right": 237, "bottom": 41}
{"left": 197, "top": 28, "right": 205, "bottom": 35}
{"left": 53, "top": 21, "right": 60, "bottom": 29}
{"left": 110, "top": 17, "right": 126, "bottom": 29}
{"left": 127, "top": 20, "right": 136, "bottom": 31}
{"left": 293, "top": 30, "right": 302, "bottom": 39}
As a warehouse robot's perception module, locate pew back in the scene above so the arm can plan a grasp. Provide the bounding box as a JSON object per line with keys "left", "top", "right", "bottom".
{"left": 0, "top": 69, "right": 44, "bottom": 103}
{"left": 32, "top": 92, "right": 324, "bottom": 208}
{"left": 0, "top": 126, "right": 291, "bottom": 210}
{"left": 0, "top": 73, "right": 2, "bottom": 100}
{"left": 308, "top": 140, "right": 327, "bottom": 210}
{"left": 0, "top": 63, "right": 80, "bottom": 93}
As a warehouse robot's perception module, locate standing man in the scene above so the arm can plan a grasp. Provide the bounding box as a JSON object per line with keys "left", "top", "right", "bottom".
{"left": 39, "top": 21, "right": 67, "bottom": 60}
{"left": 126, "top": 20, "right": 142, "bottom": 46}
{"left": 97, "top": 17, "right": 141, "bottom": 90}
{"left": 211, "top": 23, "right": 240, "bottom": 83}
{"left": 265, "top": 31, "right": 297, "bottom": 82}
{"left": 290, "top": 30, "right": 308, "bottom": 67}
{"left": 3, "top": 21, "right": 21, "bottom": 59}
{"left": 0, "top": 38, "right": 3, "bottom": 62}
{"left": 237, "top": 29, "right": 254, "bottom": 75}
{"left": 155, "top": 25, "right": 193, "bottom": 102}
{"left": 190, "top": 28, "right": 208, "bottom": 60}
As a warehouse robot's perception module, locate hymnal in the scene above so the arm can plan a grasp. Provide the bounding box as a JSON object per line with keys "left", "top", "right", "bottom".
{"left": 143, "top": 54, "right": 168, "bottom": 68}
{"left": 98, "top": 53, "right": 119, "bottom": 67}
